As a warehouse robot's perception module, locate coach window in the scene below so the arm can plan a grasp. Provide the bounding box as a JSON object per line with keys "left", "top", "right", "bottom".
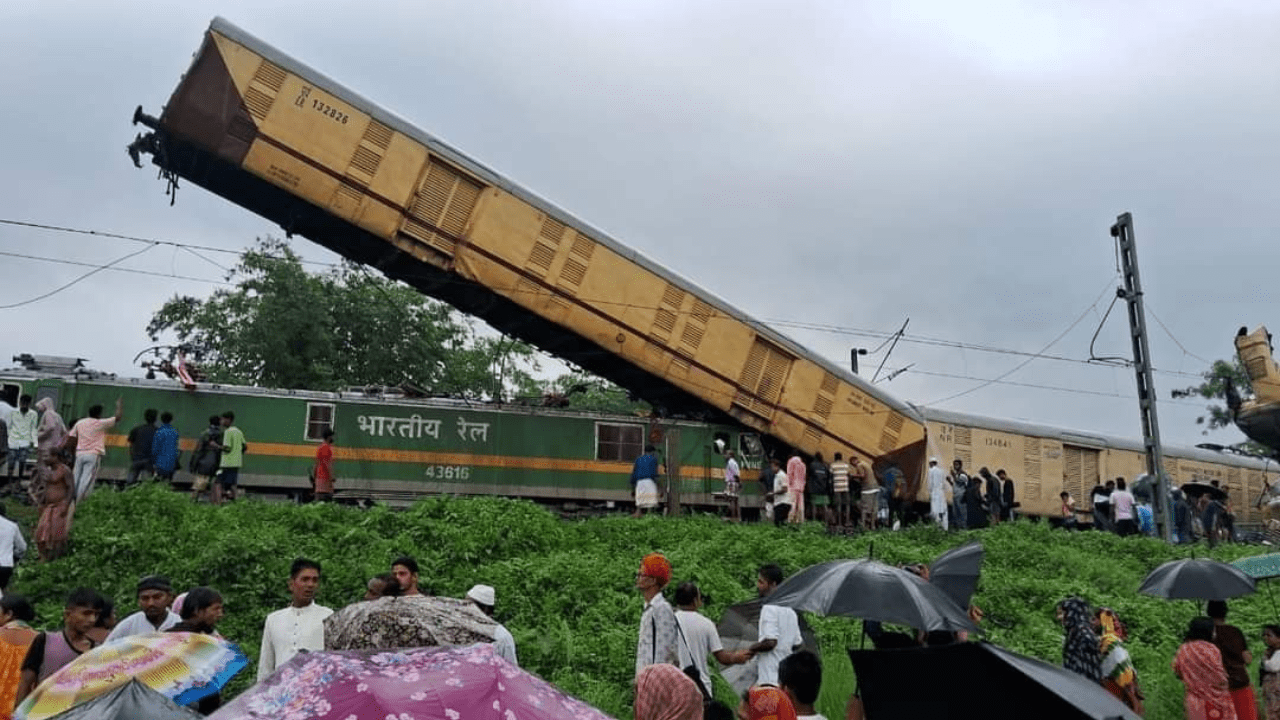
{"left": 305, "top": 402, "right": 335, "bottom": 441}
{"left": 596, "top": 422, "right": 643, "bottom": 462}
{"left": 0, "top": 384, "right": 18, "bottom": 408}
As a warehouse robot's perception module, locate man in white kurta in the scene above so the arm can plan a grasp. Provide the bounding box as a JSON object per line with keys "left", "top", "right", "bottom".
{"left": 466, "top": 584, "right": 518, "bottom": 666}
{"left": 927, "top": 457, "right": 949, "bottom": 530}
{"left": 258, "top": 559, "right": 333, "bottom": 681}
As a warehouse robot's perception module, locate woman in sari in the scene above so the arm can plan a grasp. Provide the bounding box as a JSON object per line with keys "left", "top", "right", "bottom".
{"left": 1057, "top": 597, "right": 1101, "bottom": 682}
{"left": 738, "top": 686, "right": 797, "bottom": 720}
{"left": 0, "top": 595, "right": 37, "bottom": 719}
{"left": 1174, "top": 616, "right": 1237, "bottom": 720}
{"left": 635, "top": 664, "right": 703, "bottom": 720}
{"left": 1096, "top": 607, "right": 1144, "bottom": 715}
{"left": 1261, "top": 625, "right": 1280, "bottom": 720}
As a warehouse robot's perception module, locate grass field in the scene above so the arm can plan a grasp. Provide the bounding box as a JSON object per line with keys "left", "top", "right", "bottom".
{"left": 9, "top": 485, "right": 1275, "bottom": 719}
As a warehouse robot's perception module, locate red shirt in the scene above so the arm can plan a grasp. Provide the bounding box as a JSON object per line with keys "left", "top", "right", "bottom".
{"left": 314, "top": 443, "right": 334, "bottom": 493}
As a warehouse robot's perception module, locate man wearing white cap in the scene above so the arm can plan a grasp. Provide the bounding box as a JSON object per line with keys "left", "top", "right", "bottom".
{"left": 927, "top": 457, "right": 949, "bottom": 530}
{"left": 466, "top": 584, "right": 517, "bottom": 666}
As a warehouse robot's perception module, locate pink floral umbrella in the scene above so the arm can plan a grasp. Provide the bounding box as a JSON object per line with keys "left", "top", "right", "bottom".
{"left": 209, "top": 643, "right": 614, "bottom": 720}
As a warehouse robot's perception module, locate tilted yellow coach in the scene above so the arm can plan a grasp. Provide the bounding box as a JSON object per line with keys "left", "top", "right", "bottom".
{"left": 129, "top": 18, "right": 926, "bottom": 477}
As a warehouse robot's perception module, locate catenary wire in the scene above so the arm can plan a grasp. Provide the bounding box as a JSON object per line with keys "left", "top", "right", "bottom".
{"left": 1, "top": 218, "right": 1218, "bottom": 390}
{"left": 924, "top": 279, "right": 1117, "bottom": 407}
{"left": 0, "top": 244, "right": 159, "bottom": 309}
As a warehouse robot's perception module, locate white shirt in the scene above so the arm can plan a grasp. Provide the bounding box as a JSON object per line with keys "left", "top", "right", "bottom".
{"left": 798, "top": 715, "right": 829, "bottom": 720}
{"left": 106, "top": 609, "right": 181, "bottom": 642}
{"left": 725, "top": 458, "right": 740, "bottom": 484}
{"left": 675, "top": 609, "right": 724, "bottom": 694}
{"left": 773, "top": 471, "right": 793, "bottom": 507}
{"left": 0, "top": 517, "right": 26, "bottom": 567}
{"left": 7, "top": 408, "right": 36, "bottom": 449}
{"left": 258, "top": 602, "right": 333, "bottom": 681}
{"left": 1111, "top": 490, "right": 1136, "bottom": 520}
{"left": 492, "top": 622, "right": 518, "bottom": 666}
{"left": 757, "top": 603, "right": 801, "bottom": 686}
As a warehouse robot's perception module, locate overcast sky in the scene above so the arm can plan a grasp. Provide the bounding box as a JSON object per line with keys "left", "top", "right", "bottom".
{"left": 2, "top": 1, "right": 1278, "bottom": 450}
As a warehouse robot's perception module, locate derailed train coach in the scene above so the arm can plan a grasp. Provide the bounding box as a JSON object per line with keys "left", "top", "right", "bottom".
{"left": 921, "top": 407, "right": 1274, "bottom": 526}
{"left": 127, "top": 17, "right": 927, "bottom": 489}
{"left": 0, "top": 365, "right": 765, "bottom": 509}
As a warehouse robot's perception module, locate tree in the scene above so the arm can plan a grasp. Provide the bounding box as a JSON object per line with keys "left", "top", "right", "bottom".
{"left": 518, "top": 371, "right": 651, "bottom": 415}
{"left": 146, "top": 238, "right": 534, "bottom": 396}
{"left": 1172, "top": 358, "right": 1271, "bottom": 454}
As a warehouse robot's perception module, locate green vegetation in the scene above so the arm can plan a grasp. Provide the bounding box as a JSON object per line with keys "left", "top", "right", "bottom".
{"left": 12, "top": 486, "right": 1276, "bottom": 719}
{"left": 142, "top": 238, "right": 649, "bottom": 414}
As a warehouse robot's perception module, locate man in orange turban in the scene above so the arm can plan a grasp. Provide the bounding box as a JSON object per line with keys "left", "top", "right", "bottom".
{"left": 635, "top": 552, "right": 678, "bottom": 679}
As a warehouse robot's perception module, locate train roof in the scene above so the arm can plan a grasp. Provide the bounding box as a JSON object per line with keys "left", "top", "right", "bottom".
{"left": 920, "top": 406, "right": 1274, "bottom": 471}
{"left": 203, "top": 17, "right": 923, "bottom": 425}
{"left": 0, "top": 366, "right": 724, "bottom": 428}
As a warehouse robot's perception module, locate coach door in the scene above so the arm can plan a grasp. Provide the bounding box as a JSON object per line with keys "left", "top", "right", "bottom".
{"left": 1063, "top": 444, "right": 1101, "bottom": 509}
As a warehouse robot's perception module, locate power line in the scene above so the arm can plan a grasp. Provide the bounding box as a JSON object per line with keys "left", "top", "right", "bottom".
{"left": 0, "top": 248, "right": 228, "bottom": 286}
{"left": 925, "top": 279, "right": 1117, "bottom": 406}
{"left": 1146, "top": 302, "right": 1214, "bottom": 366}
{"left": 0, "top": 244, "right": 159, "bottom": 309}
{"left": 0, "top": 217, "right": 1222, "bottom": 395}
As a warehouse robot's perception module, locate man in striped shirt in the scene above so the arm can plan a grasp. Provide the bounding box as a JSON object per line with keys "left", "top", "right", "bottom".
{"left": 830, "top": 453, "right": 850, "bottom": 528}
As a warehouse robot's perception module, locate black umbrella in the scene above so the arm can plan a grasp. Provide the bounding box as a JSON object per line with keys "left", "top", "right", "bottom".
{"left": 46, "top": 679, "right": 201, "bottom": 720}
{"left": 930, "top": 542, "right": 984, "bottom": 610}
{"left": 1182, "top": 482, "right": 1227, "bottom": 501}
{"left": 850, "top": 642, "right": 1140, "bottom": 720}
{"left": 764, "top": 559, "right": 978, "bottom": 633}
{"left": 716, "top": 598, "right": 819, "bottom": 696}
{"left": 1138, "top": 559, "right": 1256, "bottom": 600}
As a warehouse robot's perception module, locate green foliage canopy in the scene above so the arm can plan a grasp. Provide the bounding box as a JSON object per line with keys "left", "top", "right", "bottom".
{"left": 145, "top": 238, "right": 538, "bottom": 396}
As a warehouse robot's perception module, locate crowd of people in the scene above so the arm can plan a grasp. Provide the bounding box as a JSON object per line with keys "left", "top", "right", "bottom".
{"left": 0, "top": 398, "right": 264, "bottom": 564}
{"left": 633, "top": 552, "right": 826, "bottom": 720}
{"left": 1056, "top": 594, "right": 1280, "bottom": 720}
{"left": 0, "top": 554, "right": 517, "bottom": 716}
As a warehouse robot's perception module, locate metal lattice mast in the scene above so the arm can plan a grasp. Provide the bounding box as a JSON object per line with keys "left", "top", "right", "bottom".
{"left": 1111, "top": 213, "right": 1172, "bottom": 542}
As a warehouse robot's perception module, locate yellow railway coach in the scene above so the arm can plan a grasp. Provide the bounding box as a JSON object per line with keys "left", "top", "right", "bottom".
{"left": 130, "top": 18, "right": 926, "bottom": 475}
{"left": 922, "top": 407, "right": 1274, "bottom": 526}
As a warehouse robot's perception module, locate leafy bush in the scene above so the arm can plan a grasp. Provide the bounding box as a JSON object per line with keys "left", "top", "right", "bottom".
{"left": 14, "top": 485, "right": 1275, "bottom": 720}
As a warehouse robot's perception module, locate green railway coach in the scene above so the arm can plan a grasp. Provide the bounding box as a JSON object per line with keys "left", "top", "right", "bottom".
{"left": 0, "top": 360, "right": 764, "bottom": 509}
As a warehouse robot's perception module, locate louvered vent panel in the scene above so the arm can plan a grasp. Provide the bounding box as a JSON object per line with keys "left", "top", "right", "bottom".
{"left": 680, "top": 324, "right": 705, "bottom": 350}
{"left": 527, "top": 243, "right": 556, "bottom": 272}
{"left": 691, "top": 300, "right": 714, "bottom": 324}
{"left": 540, "top": 218, "right": 567, "bottom": 244}
{"left": 885, "top": 413, "right": 904, "bottom": 433}
{"left": 663, "top": 285, "right": 686, "bottom": 309}
{"left": 255, "top": 61, "right": 286, "bottom": 90}
{"left": 570, "top": 233, "right": 596, "bottom": 260}
{"left": 559, "top": 260, "right": 587, "bottom": 289}
{"left": 441, "top": 180, "right": 480, "bottom": 235}
{"left": 758, "top": 352, "right": 791, "bottom": 404}
{"left": 654, "top": 309, "right": 677, "bottom": 334}
{"left": 738, "top": 343, "right": 767, "bottom": 390}
{"left": 812, "top": 396, "right": 833, "bottom": 420}
{"left": 243, "top": 87, "right": 273, "bottom": 121}
{"left": 364, "top": 120, "right": 393, "bottom": 149}
{"left": 820, "top": 373, "right": 839, "bottom": 395}
{"left": 1064, "top": 447, "right": 1086, "bottom": 508}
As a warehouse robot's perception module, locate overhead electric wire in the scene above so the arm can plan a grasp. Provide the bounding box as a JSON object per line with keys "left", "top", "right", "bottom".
{"left": 1146, "top": 302, "right": 1214, "bottom": 366}
{"left": 925, "top": 279, "right": 1118, "bottom": 407}
{"left": 0, "top": 217, "right": 1218, "bottom": 399}
{"left": 0, "top": 244, "right": 159, "bottom": 309}
{"left": 0, "top": 249, "right": 229, "bottom": 286}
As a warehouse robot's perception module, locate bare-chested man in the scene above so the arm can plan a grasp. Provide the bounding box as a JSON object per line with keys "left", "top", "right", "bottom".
{"left": 32, "top": 454, "right": 73, "bottom": 562}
